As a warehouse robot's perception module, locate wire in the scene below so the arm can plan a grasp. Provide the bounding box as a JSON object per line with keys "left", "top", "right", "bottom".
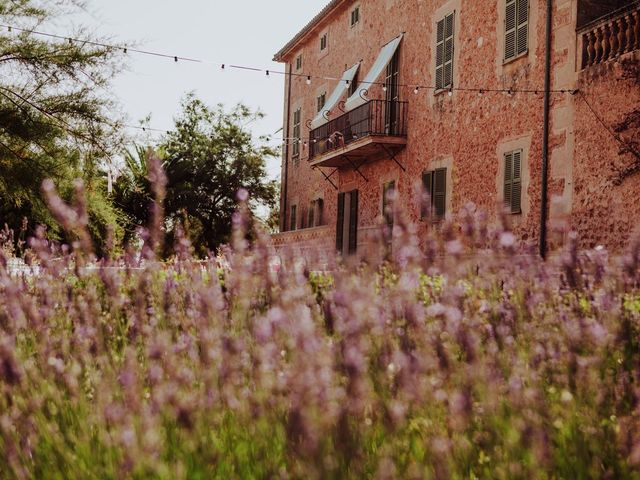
{"left": 0, "top": 22, "right": 578, "bottom": 95}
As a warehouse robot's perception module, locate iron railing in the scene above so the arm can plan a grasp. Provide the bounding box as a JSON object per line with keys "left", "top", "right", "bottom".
{"left": 309, "top": 99, "right": 408, "bottom": 160}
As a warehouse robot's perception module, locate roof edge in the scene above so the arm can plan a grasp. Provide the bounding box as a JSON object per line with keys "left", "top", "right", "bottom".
{"left": 273, "top": 0, "right": 349, "bottom": 62}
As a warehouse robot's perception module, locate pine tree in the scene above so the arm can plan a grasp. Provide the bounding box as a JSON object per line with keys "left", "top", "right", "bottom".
{"left": 0, "top": 0, "right": 125, "bottom": 250}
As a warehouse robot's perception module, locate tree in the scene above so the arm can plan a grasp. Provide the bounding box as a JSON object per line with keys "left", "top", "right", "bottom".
{"left": 0, "top": 0, "right": 125, "bottom": 250}
{"left": 159, "top": 94, "right": 278, "bottom": 255}
{"left": 111, "top": 145, "right": 156, "bottom": 244}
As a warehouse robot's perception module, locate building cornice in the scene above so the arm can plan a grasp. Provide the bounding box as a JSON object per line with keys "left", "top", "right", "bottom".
{"left": 273, "top": 0, "right": 350, "bottom": 62}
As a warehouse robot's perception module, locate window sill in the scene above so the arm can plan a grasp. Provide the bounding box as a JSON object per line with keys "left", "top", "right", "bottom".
{"left": 434, "top": 88, "right": 453, "bottom": 97}
{"left": 502, "top": 50, "right": 529, "bottom": 66}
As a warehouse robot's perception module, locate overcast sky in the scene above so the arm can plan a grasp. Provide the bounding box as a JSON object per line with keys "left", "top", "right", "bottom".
{"left": 70, "top": 0, "right": 329, "bottom": 178}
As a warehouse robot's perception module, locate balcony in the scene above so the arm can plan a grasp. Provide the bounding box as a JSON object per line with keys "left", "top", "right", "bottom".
{"left": 308, "top": 99, "right": 408, "bottom": 169}
{"left": 579, "top": 0, "right": 640, "bottom": 70}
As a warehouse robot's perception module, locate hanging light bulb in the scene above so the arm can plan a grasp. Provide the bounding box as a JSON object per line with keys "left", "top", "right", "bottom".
{"left": 306, "top": 76, "right": 312, "bottom": 85}
{"left": 413, "top": 86, "right": 419, "bottom": 95}
{"left": 345, "top": 79, "right": 350, "bottom": 89}
{"left": 448, "top": 87, "right": 453, "bottom": 97}
{"left": 382, "top": 85, "right": 387, "bottom": 92}
{"left": 266, "top": 70, "right": 270, "bottom": 77}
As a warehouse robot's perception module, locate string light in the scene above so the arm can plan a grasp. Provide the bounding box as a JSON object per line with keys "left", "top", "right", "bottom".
{"left": 0, "top": 22, "right": 577, "bottom": 97}
{"left": 413, "top": 86, "right": 419, "bottom": 94}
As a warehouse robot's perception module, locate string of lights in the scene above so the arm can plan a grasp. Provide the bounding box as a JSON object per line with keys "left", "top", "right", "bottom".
{"left": 1, "top": 23, "right": 579, "bottom": 96}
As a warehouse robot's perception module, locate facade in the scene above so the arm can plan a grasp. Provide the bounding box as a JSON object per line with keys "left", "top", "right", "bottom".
{"left": 272, "top": 0, "right": 640, "bottom": 256}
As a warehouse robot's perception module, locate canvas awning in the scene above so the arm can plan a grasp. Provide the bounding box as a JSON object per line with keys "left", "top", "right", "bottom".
{"left": 310, "top": 62, "right": 360, "bottom": 130}
{"left": 344, "top": 34, "right": 403, "bottom": 112}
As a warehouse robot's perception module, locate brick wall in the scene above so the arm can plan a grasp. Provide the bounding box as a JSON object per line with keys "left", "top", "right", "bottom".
{"left": 275, "top": 0, "right": 640, "bottom": 255}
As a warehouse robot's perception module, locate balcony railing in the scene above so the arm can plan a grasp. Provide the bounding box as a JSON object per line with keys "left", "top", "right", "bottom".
{"left": 309, "top": 99, "right": 408, "bottom": 161}
{"left": 579, "top": 1, "right": 640, "bottom": 69}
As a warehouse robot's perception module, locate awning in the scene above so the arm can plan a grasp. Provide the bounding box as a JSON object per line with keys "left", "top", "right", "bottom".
{"left": 310, "top": 62, "right": 360, "bottom": 130}
{"left": 344, "top": 34, "right": 403, "bottom": 112}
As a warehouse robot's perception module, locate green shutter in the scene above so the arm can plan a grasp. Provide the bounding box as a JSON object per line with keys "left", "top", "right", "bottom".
{"left": 435, "top": 19, "right": 445, "bottom": 90}
{"left": 443, "top": 13, "right": 455, "bottom": 89}
{"left": 422, "top": 171, "right": 433, "bottom": 218}
{"left": 516, "top": 0, "right": 529, "bottom": 56}
{"left": 348, "top": 190, "right": 359, "bottom": 255}
{"left": 504, "top": 152, "right": 513, "bottom": 211}
{"left": 433, "top": 168, "right": 447, "bottom": 219}
{"left": 505, "top": 0, "right": 517, "bottom": 60}
{"left": 318, "top": 199, "right": 324, "bottom": 226}
{"left": 511, "top": 150, "right": 522, "bottom": 214}
{"left": 336, "top": 193, "right": 345, "bottom": 252}
{"left": 290, "top": 205, "right": 297, "bottom": 231}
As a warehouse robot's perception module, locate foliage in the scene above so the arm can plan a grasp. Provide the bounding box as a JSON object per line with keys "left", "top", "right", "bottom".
{"left": 158, "top": 94, "right": 278, "bottom": 255}
{"left": 1, "top": 177, "right": 640, "bottom": 478}
{"left": 0, "top": 0, "right": 125, "bottom": 251}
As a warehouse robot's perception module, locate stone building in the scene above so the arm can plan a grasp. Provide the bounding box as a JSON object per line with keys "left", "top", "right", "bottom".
{"left": 272, "top": 0, "right": 640, "bottom": 256}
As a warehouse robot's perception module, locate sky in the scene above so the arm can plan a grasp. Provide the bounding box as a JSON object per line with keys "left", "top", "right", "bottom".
{"left": 67, "top": 0, "right": 330, "bottom": 179}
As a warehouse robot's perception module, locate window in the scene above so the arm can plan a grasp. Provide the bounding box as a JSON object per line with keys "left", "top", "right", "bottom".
{"left": 295, "top": 54, "right": 302, "bottom": 71}
{"left": 317, "top": 93, "right": 326, "bottom": 113}
{"left": 292, "top": 108, "right": 301, "bottom": 160}
{"left": 290, "top": 204, "right": 298, "bottom": 231}
{"left": 349, "top": 71, "right": 359, "bottom": 97}
{"left": 308, "top": 198, "right": 324, "bottom": 228}
{"left": 503, "top": 150, "right": 522, "bottom": 214}
{"left": 320, "top": 33, "right": 327, "bottom": 51}
{"left": 350, "top": 7, "right": 360, "bottom": 27}
{"left": 336, "top": 190, "right": 358, "bottom": 255}
{"left": 505, "top": 0, "right": 529, "bottom": 61}
{"left": 435, "top": 12, "right": 455, "bottom": 91}
{"left": 384, "top": 50, "right": 400, "bottom": 134}
{"left": 382, "top": 181, "right": 395, "bottom": 227}
{"left": 422, "top": 168, "right": 447, "bottom": 220}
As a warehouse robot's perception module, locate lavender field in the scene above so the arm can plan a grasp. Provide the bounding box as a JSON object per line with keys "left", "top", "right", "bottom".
{"left": 1, "top": 187, "right": 640, "bottom": 479}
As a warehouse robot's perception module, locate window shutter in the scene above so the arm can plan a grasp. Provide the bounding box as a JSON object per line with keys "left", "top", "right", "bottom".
{"left": 511, "top": 150, "right": 522, "bottom": 214}
{"left": 505, "top": 0, "right": 517, "bottom": 60}
{"left": 317, "top": 198, "right": 324, "bottom": 226}
{"left": 336, "top": 193, "right": 345, "bottom": 252}
{"left": 422, "top": 171, "right": 433, "bottom": 218}
{"left": 290, "top": 205, "right": 297, "bottom": 231}
{"left": 433, "top": 168, "right": 447, "bottom": 219}
{"left": 308, "top": 201, "right": 315, "bottom": 228}
{"left": 516, "top": 0, "right": 529, "bottom": 56}
{"left": 444, "top": 13, "right": 455, "bottom": 89}
{"left": 348, "top": 189, "right": 358, "bottom": 255}
{"left": 435, "top": 19, "right": 445, "bottom": 90}
{"left": 504, "top": 152, "right": 513, "bottom": 211}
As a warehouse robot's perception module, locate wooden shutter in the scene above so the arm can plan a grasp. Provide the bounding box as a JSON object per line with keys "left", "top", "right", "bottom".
{"left": 443, "top": 13, "right": 455, "bottom": 89}
{"left": 435, "top": 18, "right": 445, "bottom": 90}
{"left": 505, "top": 0, "right": 517, "bottom": 60}
{"left": 290, "top": 205, "right": 297, "bottom": 231}
{"left": 511, "top": 150, "right": 522, "bottom": 214}
{"left": 516, "top": 0, "right": 529, "bottom": 56}
{"left": 433, "top": 168, "right": 447, "bottom": 219}
{"left": 316, "top": 198, "right": 324, "bottom": 226}
{"left": 336, "top": 193, "right": 345, "bottom": 252}
{"left": 292, "top": 109, "right": 301, "bottom": 158}
{"left": 422, "top": 171, "right": 433, "bottom": 218}
{"left": 348, "top": 190, "right": 358, "bottom": 255}
{"left": 308, "top": 201, "right": 315, "bottom": 228}
{"left": 504, "top": 152, "right": 513, "bottom": 211}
